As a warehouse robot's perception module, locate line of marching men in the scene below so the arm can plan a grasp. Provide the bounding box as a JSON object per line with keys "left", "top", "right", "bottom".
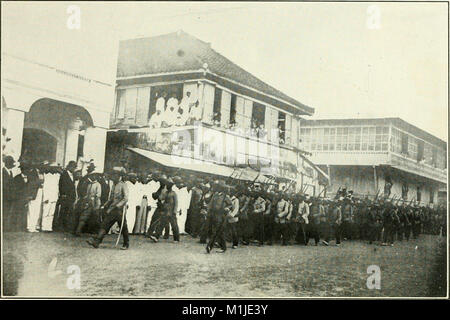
{"left": 3, "top": 155, "right": 446, "bottom": 252}
{"left": 86, "top": 165, "right": 447, "bottom": 252}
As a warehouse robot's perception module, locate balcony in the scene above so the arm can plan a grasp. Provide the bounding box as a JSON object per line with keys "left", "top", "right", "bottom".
{"left": 388, "top": 152, "right": 447, "bottom": 184}
{"left": 109, "top": 121, "right": 304, "bottom": 181}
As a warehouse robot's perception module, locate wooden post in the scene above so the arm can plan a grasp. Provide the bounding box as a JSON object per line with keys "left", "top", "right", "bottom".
{"left": 373, "top": 165, "right": 378, "bottom": 194}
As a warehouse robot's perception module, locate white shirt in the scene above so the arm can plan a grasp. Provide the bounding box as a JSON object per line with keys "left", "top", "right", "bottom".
{"left": 149, "top": 111, "right": 163, "bottom": 128}
{"left": 190, "top": 105, "right": 203, "bottom": 121}
{"left": 155, "top": 97, "right": 166, "bottom": 113}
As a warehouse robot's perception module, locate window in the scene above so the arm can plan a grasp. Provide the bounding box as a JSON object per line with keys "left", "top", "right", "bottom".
{"left": 116, "top": 89, "right": 126, "bottom": 119}
{"left": 148, "top": 83, "right": 183, "bottom": 118}
{"left": 432, "top": 147, "right": 437, "bottom": 167}
{"left": 390, "top": 127, "right": 402, "bottom": 153}
{"left": 278, "top": 112, "right": 286, "bottom": 144}
{"left": 77, "top": 134, "right": 84, "bottom": 161}
{"left": 408, "top": 137, "right": 418, "bottom": 160}
{"left": 402, "top": 183, "right": 408, "bottom": 200}
{"left": 401, "top": 132, "right": 408, "bottom": 155}
{"left": 417, "top": 140, "right": 425, "bottom": 162}
{"left": 424, "top": 143, "right": 433, "bottom": 166}
{"left": 213, "top": 87, "right": 222, "bottom": 124}
{"left": 230, "top": 94, "right": 237, "bottom": 125}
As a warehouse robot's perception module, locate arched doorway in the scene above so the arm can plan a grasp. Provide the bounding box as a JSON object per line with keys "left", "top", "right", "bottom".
{"left": 21, "top": 128, "right": 57, "bottom": 163}
{"left": 22, "top": 98, "right": 94, "bottom": 166}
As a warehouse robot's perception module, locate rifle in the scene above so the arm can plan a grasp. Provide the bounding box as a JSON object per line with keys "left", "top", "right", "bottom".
{"left": 335, "top": 186, "right": 342, "bottom": 199}
{"left": 373, "top": 188, "right": 380, "bottom": 201}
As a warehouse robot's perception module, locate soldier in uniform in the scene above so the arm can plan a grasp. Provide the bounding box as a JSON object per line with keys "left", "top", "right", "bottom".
{"left": 263, "top": 191, "right": 274, "bottom": 245}
{"left": 206, "top": 181, "right": 233, "bottom": 253}
{"left": 252, "top": 190, "right": 266, "bottom": 246}
{"left": 307, "top": 197, "right": 321, "bottom": 246}
{"left": 237, "top": 186, "right": 251, "bottom": 245}
{"left": 381, "top": 202, "right": 400, "bottom": 246}
{"left": 153, "top": 177, "right": 180, "bottom": 243}
{"left": 275, "top": 192, "right": 290, "bottom": 246}
{"left": 87, "top": 167, "right": 129, "bottom": 250}
{"left": 199, "top": 181, "right": 214, "bottom": 244}
{"left": 327, "top": 200, "right": 342, "bottom": 246}
{"left": 74, "top": 173, "right": 102, "bottom": 236}
{"left": 295, "top": 195, "right": 309, "bottom": 245}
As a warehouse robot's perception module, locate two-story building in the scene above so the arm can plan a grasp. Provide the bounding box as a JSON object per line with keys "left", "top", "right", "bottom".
{"left": 299, "top": 118, "right": 447, "bottom": 205}
{"left": 107, "top": 31, "right": 328, "bottom": 192}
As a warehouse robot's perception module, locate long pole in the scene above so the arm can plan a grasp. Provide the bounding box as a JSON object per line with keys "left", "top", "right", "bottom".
{"left": 115, "top": 205, "right": 127, "bottom": 247}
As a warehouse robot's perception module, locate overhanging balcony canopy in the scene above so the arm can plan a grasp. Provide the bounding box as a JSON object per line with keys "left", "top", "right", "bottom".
{"left": 128, "top": 147, "right": 267, "bottom": 183}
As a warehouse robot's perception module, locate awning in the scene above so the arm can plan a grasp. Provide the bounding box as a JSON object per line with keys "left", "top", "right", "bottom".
{"left": 298, "top": 152, "right": 330, "bottom": 183}
{"left": 128, "top": 147, "right": 266, "bottom": 183}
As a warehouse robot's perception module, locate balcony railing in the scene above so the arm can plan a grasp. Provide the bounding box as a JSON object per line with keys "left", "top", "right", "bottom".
{"left": 388, "top": 152, "right": 447, "bottom": 183}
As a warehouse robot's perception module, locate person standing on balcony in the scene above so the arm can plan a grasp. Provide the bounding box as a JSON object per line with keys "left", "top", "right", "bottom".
{"left": 162, "top": 93, "right": 178, "bottom": 127}
{"left": 188, "top": 99, "right": 202, "bottom": 124}
{"left": 149, "top": 109, "right": 163, "bottom": 128}
{"left": 155, "top": 91, "right": 167, "bottom": 114}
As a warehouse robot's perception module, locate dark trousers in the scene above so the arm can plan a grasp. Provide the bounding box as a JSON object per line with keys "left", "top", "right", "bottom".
{"left": 229, "top": 222, "right": 239, "bottom": 246}
{"left": 54, "top": 198, "right": 75, "bottom": 233}
{"left": 276, "top": 222, "right": 290, "bottom": 245}
{"left": 306, "top": 223, "right": 320, "bottom": 245}
{"left": 95, "top": 206, "right": 129, "bottom": 246}
{"left": 238, "top": 218, "right": 251, "bottom": 244}
{"left": 404, "top": 224, "right": 411, "bottom": 240}
{"left": 295, "top": 222, "right": 308, "bottom": 244}
{"left": 320, "top": 222, "right": 331, "bottom": 242}
{"left": 334, "top": 224, "right": 342, "bottom": 244}
{"left": 75, "top": 205, "right": 98, "bottom": 235}
{"left": 413, "top": 223, "right": 422, "bottom": 239}
{"left": 146, "top": 207, "right": 163, "bottom": 236}
{"left": 341, "top": 221, "right": 352, "bottom": 239}
{"left": 253, "top": 213, "right": 265, "bottom": 244}
{"left": 207, "top": 217, "right": 226, "bottom": 251}
{"left": 263, "top": 215, "right": 274, "bottom": 244}
{"left": 155, "top": 213, "right": 180, "bottom": 241}
{"left": 190, "top": 207, "right": 202, "bottom": 237}
{"left": 199, "top": 214, "right": 211, "bottom": 243}
{"left": 2, "top": 200, "right": 14, "bottom": 232}
{"left": 368, "top": 223, "right": 380, "bottom": 243}
{"left": 383, "top": 225, "right": 395, "bottom": 244}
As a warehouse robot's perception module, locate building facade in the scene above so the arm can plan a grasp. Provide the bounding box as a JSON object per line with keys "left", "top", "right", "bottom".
{"left": 107, "top": 31, "right": 328, "bottom": 193}
{"left": 299, "top": 118, "right": 447, "bottom": 205}
{"left": 1, "top": 53, "right": 114, "bottom": 172}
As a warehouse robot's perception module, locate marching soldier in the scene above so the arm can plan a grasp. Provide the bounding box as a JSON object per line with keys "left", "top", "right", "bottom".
{"left": 294, "top": 195, "right": 309, "bottom": 245}
{"left": 275, "top": 192, "right": 290, "bottom": 246}
{"left": 74, "top": 173, "right": 102, "bottom": 236}
{"left": 252, "top": 190, "right": 266, "bottom": 246}
{"left": 206, "top": 181, "right": 233, "bottom": 253}
{"left": 153, "top": 177, "right": 180, "bottom": 243}
{"left": 87, "top": 167, "right": 129, "bottom": 250}
{"left": 237, "top": 186, "right": 251, "bottom": 245}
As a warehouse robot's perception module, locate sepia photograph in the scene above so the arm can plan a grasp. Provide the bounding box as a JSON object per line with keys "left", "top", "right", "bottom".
{"left": 1, "top": 1, "right": 448, "bottom": 301}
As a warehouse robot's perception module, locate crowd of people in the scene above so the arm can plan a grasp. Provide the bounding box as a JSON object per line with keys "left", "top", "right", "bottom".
{"left": 3, "top": 154, "right": 446, "bottom": 253}
{"left": 146, "top": 90, "right": 289, "bottom": 145}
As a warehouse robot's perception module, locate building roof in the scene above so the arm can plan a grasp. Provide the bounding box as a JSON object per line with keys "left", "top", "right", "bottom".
{"left": 300, "top": 117, "right": 447, "bottom": 150}
{"left": 117, "top": 31, "right": 314, "bottom": 115}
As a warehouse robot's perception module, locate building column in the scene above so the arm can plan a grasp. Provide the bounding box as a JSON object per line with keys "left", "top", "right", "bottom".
{"left": 64, "top": 128, "right": 80, "bottom": 166}
{"left": 373, "top": 165, "right": 378, "bottom": 194}
{"left": 83, "top": 126, "right": 107, "bottom": 172}
{"left": 4, "top": 108, "right": 25, "bottom": 161}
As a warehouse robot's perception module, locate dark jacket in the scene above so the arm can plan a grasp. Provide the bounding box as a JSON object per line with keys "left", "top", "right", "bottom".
{"left": 2, "top": 167, "right": 14, "bottom": 202}
{"left": 58, "top": 170, "right": 76, "bottom": 202}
